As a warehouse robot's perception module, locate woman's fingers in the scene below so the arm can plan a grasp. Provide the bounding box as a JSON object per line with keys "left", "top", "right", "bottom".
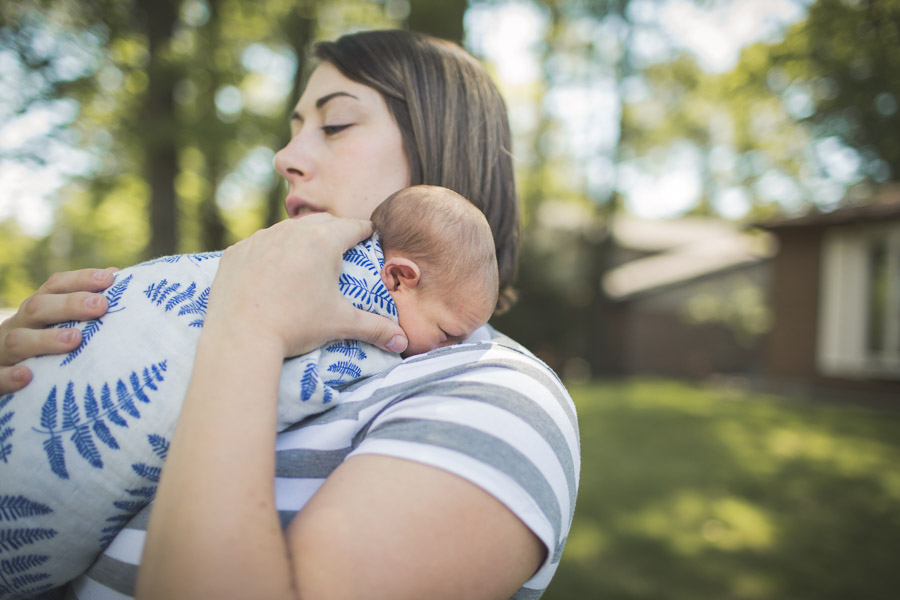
{"left": 1, "top": 325, "right": 83, "bottom": 365}
{"left": 0, "top": 267, "right": 114, "bottom": 388}
{"left": 0, "top": 365, "right": 32, "bottom": 395}
{"left": 36, "top": 267, "right": 118, "bottom": 295}
{"left": 339, "top": 304, "right": 408, "bottom": 355}
{"left": 15, "top": 291, "right": 109, "bottom": 329}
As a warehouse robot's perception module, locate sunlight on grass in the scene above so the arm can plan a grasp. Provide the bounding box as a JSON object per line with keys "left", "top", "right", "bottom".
{"left": 563, "top": 517, "right": 609, "bottom": 565}
{"left": 547, "top": 379, "right": 900, "bottom": 600}
{"left": 624, "top": 491, "right": 774, "bottom": 555}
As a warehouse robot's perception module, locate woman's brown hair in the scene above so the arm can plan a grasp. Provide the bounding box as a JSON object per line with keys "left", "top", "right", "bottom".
{"left": 314, "top": 29, "right": 519, "bottom": 312}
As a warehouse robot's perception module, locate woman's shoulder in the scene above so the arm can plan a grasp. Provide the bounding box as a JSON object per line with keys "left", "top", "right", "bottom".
{"left": 346, "top": 328, "right": 580, "bottom": 595}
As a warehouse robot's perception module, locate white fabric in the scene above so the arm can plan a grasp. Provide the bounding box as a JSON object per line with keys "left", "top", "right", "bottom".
{"left": 0, "top": 237, "right": 398, "bottom": 599}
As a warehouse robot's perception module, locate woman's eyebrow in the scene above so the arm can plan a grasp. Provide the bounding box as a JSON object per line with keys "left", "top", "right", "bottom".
{"left": 315, "top": 91, "right": 358, "bottom": 109}
{"left": 291, "top": 91, "right": 360, "bottom": 123}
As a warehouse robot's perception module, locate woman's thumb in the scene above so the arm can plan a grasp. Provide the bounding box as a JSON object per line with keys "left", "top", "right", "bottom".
{"left": 350, "top": 310, "right": 408, "bottom": 354}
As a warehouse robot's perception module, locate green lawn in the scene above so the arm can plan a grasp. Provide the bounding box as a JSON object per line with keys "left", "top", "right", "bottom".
{"left": 545, "top": 379, "right": 900, "bottom": 600}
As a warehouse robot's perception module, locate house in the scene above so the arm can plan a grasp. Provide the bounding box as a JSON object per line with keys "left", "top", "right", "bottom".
{"left": 759, "top": 184, "right": 900, "bottom": 395}
{"left": 600, "top": 214, "right": 774, "bottom": 378}
{"left": 495, "top": 201, "right": 774, "bottom": 380}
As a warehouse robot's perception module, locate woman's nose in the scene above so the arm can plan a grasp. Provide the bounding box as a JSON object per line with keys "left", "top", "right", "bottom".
{"left": 274, "top": 135, "right": 314, "bottom": 182}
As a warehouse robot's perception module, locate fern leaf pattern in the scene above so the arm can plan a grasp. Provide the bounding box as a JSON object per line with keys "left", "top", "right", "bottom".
{"left": 342, "top": 247, "right": 379, "bottom": 274}
{"left": 130, "top": 463, "right": 162, "bottom": 482}
{"left": 177, "top": 287, "right": 209, "bottom": 319}
{"left": 135, "top": 251, "right": 223, "bottom": 269}
{"left": 325, "top": 361, "right": 363, "bottom": 385}
{"left": 143, "top": 279, "right": 180, "bottom": 305}
{"left": 325, "top": 341, "right": 368, "bottom": 361}
{"left": 104, "top": 274, "right": 133, "bottom": 311}
{"left": 164, "top": 282, "right": 196, "bottom": 311}
{"left": 60, "top": 383, "right": 80, "bottom": 430}
{"left": 148, "top": 434, "right": 169, "bottom": 459}
{"left": 0, "top": 555, "right": 50, "bottom": 576}
{"left": 58, "top": 273, "right": 134, "bottom": 367}
{"left": 31, "top": 361, "right": 168, "bottom": 478}
{"left": 0, "top": 496, "right": 53, "bottom": 522}
{"left": 92, "top": 420, "right": 119, "bottom": 450}
{"left": 187, "top": 251, "right": 223, "bottom": 264}
{"left": 141, "top": 275, "right": 209, "bottom": 326}
{"left": 299, "top": 363, "right": 319, "bottom": 402}
{"left": 100, "top": 434, "right": 169, "bottom": 544}
{"left": 0, "top": 527, "right": 57, "bottom": 553}
{"left": 41, "top": 434, "right": 67, "bottom": 480}
{"left": 338, "top": 274, "right": 372, "bottom": 311}
{"left": 10, "top": 572, "right": 50, "bottom": 589}
{"left": 135, "top": 255, "right": 182, "bottom": 268}
{"left": 0, "top": 394, "right": 14, "bottom": 463}
{"left": 100, "top": 383, "right": 127, "bottom": 427}
{"left": 0, "top": 515, "right": 56, "bottom": 597}
{"left": 71, "top": 424, "right": 103, "bottom": 469}
{"left": 370, "top": 285, "right": 397, "bottom": 317}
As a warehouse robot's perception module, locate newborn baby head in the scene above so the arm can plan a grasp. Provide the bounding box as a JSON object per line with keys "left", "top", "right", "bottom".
{"left": 372, "top": 185, "right": 500, "bottom": 358}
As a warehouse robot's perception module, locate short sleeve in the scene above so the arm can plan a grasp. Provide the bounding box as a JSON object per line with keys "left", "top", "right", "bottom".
{"left": 348, "top": 342, "right": 580, "bottom": 593}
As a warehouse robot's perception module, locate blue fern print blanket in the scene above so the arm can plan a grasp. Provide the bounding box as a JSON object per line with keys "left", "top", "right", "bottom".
{"left": 0, "top": 235, "right": 398, "bottom": 599}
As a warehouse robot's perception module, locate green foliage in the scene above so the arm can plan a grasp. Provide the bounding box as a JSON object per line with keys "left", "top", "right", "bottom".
{"left": 772, "top": 0, "right": 900, "bottom": 180}
{"left": 547, "top": 379, "right": 900, "bottom": 600}
{"left": 0, "top": 0, "right": 412, "bottom": 303}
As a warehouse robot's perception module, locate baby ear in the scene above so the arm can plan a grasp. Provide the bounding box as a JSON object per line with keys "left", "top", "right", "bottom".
{"left": 381, "top": 257, "right": 421, "bottom": 291}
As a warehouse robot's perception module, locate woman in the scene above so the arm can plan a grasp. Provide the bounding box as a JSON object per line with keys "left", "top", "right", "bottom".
{"left": 0, "top": 30, "right": 579, "bottom": 599}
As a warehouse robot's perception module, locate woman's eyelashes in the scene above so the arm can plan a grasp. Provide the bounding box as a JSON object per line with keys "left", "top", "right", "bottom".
{"left": 321, "top": 123, "right": 352, "bottom": 136}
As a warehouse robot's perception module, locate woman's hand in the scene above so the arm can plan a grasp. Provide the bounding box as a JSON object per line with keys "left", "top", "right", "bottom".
{"left": 206, "top": 213, "right": 408, "bottom": 357}
{"left": 138, "top": 215, "right": 409, "bottom": 599}
{"left": 0, "top": 267, "right": 116, "bottom": 394}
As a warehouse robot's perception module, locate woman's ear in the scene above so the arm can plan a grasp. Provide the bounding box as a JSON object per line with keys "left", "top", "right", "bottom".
{"left": 380, "top": 257, "right": 421, "bottom": 292}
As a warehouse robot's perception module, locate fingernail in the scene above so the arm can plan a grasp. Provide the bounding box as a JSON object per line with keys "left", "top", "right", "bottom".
{"left": 11, "top": 366, "right": 28, "bottom": 382}
{"left": 85, "top": 295, "right": 102, "bottom": 308}
{"left": 58, "top": 330, "right": 76, "bottom": 344}
{"left": 386, "top": 334, "right": 407, "bottom": 353}
{"left": 93, "top": 267, "right": 117, "bottom": 281}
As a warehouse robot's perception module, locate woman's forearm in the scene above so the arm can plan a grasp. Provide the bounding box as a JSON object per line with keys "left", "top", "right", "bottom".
{"left": 136, "top": 325, "right": 298, "bottom": 600}
{"left": 135, "top": 217, "right": 407, "bottom": 599}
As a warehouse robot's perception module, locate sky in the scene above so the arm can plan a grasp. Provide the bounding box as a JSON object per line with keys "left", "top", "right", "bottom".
{"left": 0, "top": 0, "right": 813, "bottom": 236}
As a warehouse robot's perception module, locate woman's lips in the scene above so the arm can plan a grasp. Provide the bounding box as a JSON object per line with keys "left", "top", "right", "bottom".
{"left": 285, "top": 195, "right": 325, "bottom": 218}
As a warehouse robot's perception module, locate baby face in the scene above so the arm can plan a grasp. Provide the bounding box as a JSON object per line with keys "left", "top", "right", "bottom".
{"left": 391, "top": 287, "right": 491, "bottom": 358}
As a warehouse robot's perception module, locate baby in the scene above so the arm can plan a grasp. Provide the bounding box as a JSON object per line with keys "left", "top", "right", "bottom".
{"left": 0, "top": 185, "right": 498, "bottom": 599}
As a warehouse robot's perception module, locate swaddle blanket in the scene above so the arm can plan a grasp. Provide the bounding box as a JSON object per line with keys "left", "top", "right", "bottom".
{"left": 0, "top": 235, "right": 398, "bottom": 599}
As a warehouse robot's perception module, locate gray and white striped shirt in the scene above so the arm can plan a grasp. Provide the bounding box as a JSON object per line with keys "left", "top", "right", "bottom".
{"left": 65, "top": 327, "right": 580, "bottom": 600}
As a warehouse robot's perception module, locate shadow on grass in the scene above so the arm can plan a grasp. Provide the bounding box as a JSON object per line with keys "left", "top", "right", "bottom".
{"left": 545, "top": 379, "right": 900, "bottom": 600}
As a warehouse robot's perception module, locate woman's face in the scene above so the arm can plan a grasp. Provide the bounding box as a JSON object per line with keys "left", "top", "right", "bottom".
{"left": 274, "top": 62, "right": 410, "bottom": 220}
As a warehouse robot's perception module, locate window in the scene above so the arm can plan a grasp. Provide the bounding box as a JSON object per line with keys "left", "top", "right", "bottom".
{"left": 818, "top": 225, "right": 900, "bottom": 378}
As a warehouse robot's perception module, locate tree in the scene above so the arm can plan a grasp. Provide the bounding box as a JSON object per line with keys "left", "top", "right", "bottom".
{"left": 755, "top": 0, "right": 900, "bottom": 184}
{"left": 0, "top": 0, "right": 409, "bottom": 306}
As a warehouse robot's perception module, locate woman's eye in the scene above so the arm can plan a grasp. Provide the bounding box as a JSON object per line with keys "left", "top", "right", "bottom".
{"left": 322, "top": 124, "right": 351, "bottom": 136}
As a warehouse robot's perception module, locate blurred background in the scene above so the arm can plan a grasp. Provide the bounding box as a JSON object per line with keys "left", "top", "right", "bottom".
{"left": 1, "top": 0, "right": 899, "bottom": 598}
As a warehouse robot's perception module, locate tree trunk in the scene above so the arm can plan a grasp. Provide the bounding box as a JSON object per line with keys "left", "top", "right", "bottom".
{"left": 407, "top": 0, "right": 467, "bottom": 44}
{"left": 198, "top": 0, "right": 228, "bottom": 251}
{"left": 138, "top": 0, "right": 181, "bottom": 258}
{"left": 266, "top": 5, "right": 317, "bottom": 227}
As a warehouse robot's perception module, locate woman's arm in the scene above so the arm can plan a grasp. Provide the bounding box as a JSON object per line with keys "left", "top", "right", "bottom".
{"left": 287, "top": 455, "right": 545, "bottom": 599}
{"left": 0, "top": 267, "right": 116, "bottom": 393}
{"left": 136, "top": 215, "right": 541, "bottom": 599}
